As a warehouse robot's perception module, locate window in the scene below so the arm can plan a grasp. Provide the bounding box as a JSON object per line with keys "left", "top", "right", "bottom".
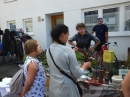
{"left": 103, "top": 8, "right": 119, "bottom": 32}
{"left": 125, "top": 5, "right": 130, "bottom": 31}
{"left": 24, "top": 19, "right": 33, "bottom": 33}
{"left": 7, "top": 21, "right": 16, "bottom": 30}
{"left": 84, "top": 10, "right": 98, "bottom": 33}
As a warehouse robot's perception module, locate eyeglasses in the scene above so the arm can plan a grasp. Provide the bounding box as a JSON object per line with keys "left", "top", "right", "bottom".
{"left": 98, "top": 20, "right": 103, "bottom": 22}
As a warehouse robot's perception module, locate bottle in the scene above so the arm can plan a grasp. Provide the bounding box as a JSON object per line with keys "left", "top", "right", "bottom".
{"left": 99, "top": 70, "right": 104, "bottom": 83}
{"left": 121, "top": 65, "right": 125, "bottom": 69}
{"left": 105, "top": 78, "right": 109, "bottom": 85}
{"left": 93, "top": 75, "right": 97, "bottom": 83}
{"left": 7, "top": 52, "right": 11, "bottom": 57}
{"left": 105, "top": 72, "right": 109, "bottom": 85}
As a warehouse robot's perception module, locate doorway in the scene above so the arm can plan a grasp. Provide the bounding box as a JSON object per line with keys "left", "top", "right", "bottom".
{"left": 51, "top": 14, "right": 64, "bottom": 28}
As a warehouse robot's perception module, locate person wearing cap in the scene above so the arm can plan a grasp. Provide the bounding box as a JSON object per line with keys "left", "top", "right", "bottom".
{"left": 91, "top": 18, "right": 108, "bottom": 68}
{"left": 68, "top": 23, "right": 100, "bottom": 52}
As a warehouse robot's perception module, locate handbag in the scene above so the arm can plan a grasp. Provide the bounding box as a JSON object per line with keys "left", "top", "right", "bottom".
{"left": 48, "top": 48, "right": 83, "bottom": 96}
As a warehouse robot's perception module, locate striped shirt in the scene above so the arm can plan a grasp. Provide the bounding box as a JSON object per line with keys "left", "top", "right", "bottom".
{"left": 68, "top": 31, "right": 99, "bottom": 50}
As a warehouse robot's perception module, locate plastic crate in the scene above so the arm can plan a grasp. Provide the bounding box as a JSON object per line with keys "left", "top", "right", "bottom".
{"left": 103, "top": 50, "right": 114, "bottom": 63}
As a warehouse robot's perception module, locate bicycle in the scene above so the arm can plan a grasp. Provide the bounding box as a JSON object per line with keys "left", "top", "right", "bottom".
{"left": 76, "top": 42, "right": 118, "bottom": 81}
{"left": 100, "top": 42, "right": 119, "bottom": 82}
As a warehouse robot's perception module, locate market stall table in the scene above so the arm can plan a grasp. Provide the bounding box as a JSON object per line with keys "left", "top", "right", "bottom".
{"left": 78, "top": 80, "right": 123, "bottom": 97}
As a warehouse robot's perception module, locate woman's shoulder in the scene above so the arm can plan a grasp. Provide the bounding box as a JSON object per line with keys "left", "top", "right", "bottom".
{"left": 60, "top": 46, "right": 75, "bottom": 56}
{"left": 24, "top": 56, "right": 38, "bottom": 66}
{"left": 59, "top": 45, "right": 73, "bottom": 51}
{"left": 50, "top": 44, "right": 74, "bottom": 54}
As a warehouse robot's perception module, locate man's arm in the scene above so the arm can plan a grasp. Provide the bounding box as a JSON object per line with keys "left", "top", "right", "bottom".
{"left": 90, "top": 34, "right": 100, "bottom": 50}
{"left": 105, "top": 32, "right": 108, "bottom": 42}
{"left": 68, "top": 34, "right": 77, "bottom": 47}
{"left": 91, "top": 25, "right": 96, "bottom": 34}
{"left": 68, "top": 41, "right": 77, "bottom": 47}
{"left": 105, "top": 25, "right": 108, "bottom": 42}
{"left": 121, "top": 71, "right": 130, "bottom": 97}
{"left": 92, "top": 41, "right": 100, "bottom": 50}
{"left": 91, "top": 31, "right": 95, "bottom": 34}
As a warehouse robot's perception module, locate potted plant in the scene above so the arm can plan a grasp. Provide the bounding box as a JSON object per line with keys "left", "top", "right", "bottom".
{"left": 23, "top": 50, "right": 48, "bottom": 67}
{"left": 91, "top": 59, "right": 99, "bottom": 77}
{"left": 121, "top": 54, "right": 130, "bottom": 69}
{"left": 75, "top": 50, "right": 98, "bottom": 68}
{"left": 37, "top": 50, "right": 48, "bottom": 67}
{"left": 75, "top": 51, "right": 85, "bottom": 67}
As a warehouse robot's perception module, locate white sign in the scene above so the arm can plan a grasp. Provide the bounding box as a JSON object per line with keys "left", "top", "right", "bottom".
{"left": 119, "top": 69, "right": 130, "bottom": 79}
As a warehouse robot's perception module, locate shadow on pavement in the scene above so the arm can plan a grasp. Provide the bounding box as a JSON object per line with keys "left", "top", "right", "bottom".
{"left": 0, "top": 57, "right": 21, "bottom": 81}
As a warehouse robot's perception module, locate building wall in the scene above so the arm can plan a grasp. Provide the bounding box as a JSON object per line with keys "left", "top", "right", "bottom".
{"left": 0, "top": 0, "right": 130, "bottom": 60}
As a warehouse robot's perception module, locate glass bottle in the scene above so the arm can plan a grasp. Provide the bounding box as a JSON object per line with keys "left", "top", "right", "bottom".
{"left": 105, "top": 71, "right": 109, "bottom": 85}
{"left": 93, "top": 75, "right": 97, "bottom": 83}
{"left": 99, "top": 70, "right": 104, "bottom": 83}
{"left": 121, "top": 65, "right": 125, "bottom": 69}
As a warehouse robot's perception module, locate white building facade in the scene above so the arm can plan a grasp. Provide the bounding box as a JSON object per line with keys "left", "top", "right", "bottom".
{"left": 0, "top": 0, "right": 130, "bottom": 60}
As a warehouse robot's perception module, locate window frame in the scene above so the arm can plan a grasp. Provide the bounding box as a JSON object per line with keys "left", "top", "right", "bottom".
{"left": 23, "top": 18, "right": 34, "bottom": 36}
{"left": 4, "top": 0, "right": 17, "bottom": 3}
{"left": 124, "top": 5, "right": 130, "bottom": 32}
{"left": 82, "top": 3, "right": 130, "bottom": 37}
{"left": 7, "top": 20, "right": 16, "bottom": 30}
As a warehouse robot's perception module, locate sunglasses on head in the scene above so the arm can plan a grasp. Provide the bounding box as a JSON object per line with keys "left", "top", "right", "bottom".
{"left": 97, "top": 18, "right": 103, "bottom": 22}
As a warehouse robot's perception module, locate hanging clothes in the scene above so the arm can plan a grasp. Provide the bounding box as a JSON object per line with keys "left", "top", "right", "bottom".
{"left": 2, "top": 29, "right": 11, "bottom": 52}
{"left": 15, "top": 37, "right": 24, "bottom": 58}
{"left": 21, "top": 34, "right": 32, "bottom": 43}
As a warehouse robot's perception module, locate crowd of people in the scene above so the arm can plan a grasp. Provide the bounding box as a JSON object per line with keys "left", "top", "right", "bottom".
{"left": 19, "top": 17, "right": 129, "bottom": 97}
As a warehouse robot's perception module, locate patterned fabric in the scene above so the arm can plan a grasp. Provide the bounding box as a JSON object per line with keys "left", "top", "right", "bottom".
{"left": 79, "top": 80, "right": 123, "bottom": 97}
{"left": 100, "top": 85, "right": 120, "bottom": 97}
{"left": 23, "top": 56, "right": 46, "bottom": 97}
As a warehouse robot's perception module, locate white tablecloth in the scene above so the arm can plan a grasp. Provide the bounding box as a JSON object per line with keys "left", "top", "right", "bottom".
{"left": 0, "top": 78, "right": 11, "bottom": 97}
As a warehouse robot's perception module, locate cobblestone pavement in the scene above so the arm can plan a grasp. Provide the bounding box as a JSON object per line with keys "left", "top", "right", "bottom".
{"left": 0, "top": 57, "right": 20, "bottom": 81}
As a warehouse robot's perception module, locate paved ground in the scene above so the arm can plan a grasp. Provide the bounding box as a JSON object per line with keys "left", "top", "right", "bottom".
{"left": 0, "top": 57, "right": 21, "bottom": 81}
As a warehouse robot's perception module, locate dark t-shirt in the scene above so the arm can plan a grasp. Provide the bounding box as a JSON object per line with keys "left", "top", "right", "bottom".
{"left": 92, "top": 24, "right": 108, "bottom": 43}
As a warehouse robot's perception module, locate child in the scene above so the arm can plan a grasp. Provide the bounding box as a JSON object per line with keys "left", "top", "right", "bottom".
{"left": 19, "top": 39, "right": 46, "bottom": 97}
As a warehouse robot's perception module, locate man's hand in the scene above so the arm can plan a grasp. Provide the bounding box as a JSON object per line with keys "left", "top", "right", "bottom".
{"left": 82, "top": 62, "right": 91, "bottom": 70}
{"left": 73, "top": 47, "right": 78, "bottom": 51}
{"left": 88, "top": 47, "right": 94, "bottom": 51}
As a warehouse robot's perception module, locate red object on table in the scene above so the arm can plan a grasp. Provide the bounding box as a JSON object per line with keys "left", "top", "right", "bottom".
{"left": 87, "top": 80, "right": 102, "bottom": 86}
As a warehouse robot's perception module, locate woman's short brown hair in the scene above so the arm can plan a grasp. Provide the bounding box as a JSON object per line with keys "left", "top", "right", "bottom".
{"left": 24, "top": 39, "right": 38, "bottom": 55}
{"left": 76, "top": 23, "right": 86, "bottom": 30}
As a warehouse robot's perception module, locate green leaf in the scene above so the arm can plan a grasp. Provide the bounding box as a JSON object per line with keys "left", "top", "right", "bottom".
{"left": 75, "top": 51, "right": 85, "bottom": 61}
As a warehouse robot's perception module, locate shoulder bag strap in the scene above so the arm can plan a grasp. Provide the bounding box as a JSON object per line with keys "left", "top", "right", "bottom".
{"left": 48, "top": 48, "right": 77, "bottom": 85}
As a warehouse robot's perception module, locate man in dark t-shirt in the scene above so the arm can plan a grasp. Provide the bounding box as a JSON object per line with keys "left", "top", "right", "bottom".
{"left": 91, "top": 18, "right": 108, "bottom": 68}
